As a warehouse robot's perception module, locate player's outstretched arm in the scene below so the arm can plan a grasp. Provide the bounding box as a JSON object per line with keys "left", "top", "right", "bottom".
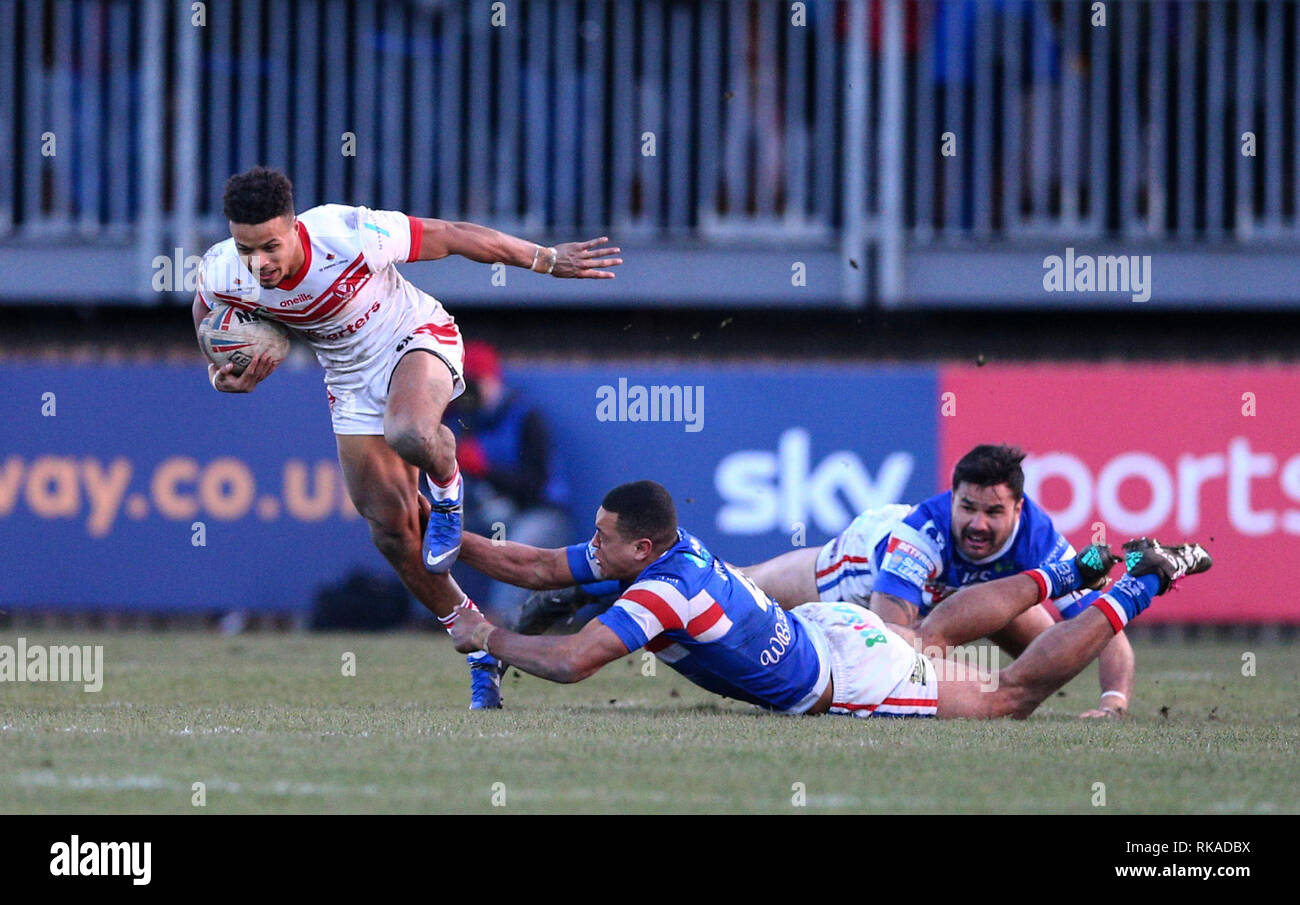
{"left": 450, "top": 605, "right": 627, "bottom": 684}
{"left": 458, "top": 530, "right": 577, "bottom": 591}
{"left": 411, "top": 218, "right": 622, "bottom": 278}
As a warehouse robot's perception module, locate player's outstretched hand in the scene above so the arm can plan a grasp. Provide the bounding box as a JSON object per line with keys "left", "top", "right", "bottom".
{"left": 211, "top": 351, "right": 277, "bottom": 393}
{"left": 449, "top": 603, "right": 487, "bottom": 654}
{"left": 550, "top": 236, "right": 622, "bottom": 279}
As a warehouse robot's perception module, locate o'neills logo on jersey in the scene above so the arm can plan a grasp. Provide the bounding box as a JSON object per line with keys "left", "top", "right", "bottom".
{"left": 50, "top": 836, "right": 151, "bottom": 885}
{"left": 279, "top": 292, "right": 313, "bottom": 307}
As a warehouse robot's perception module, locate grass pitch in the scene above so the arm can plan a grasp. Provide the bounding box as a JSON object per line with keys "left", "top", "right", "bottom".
{"left": 1, "top": 631, "right": 1296, "bottom": 814}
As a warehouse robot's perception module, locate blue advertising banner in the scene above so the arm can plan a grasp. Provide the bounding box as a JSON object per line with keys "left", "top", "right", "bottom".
{"left": 2, "top": 362, "right": 383, "bottom": 611}
{"left": 516, "top": 364, "right": 939, "bottom": 566}
{"left": 1, "top": 362, "right": 938, "bottom": 611}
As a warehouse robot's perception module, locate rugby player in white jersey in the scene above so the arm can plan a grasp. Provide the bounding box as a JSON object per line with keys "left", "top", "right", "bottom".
{"left": 191, "top": 167, "right": 621, "bottom": 708}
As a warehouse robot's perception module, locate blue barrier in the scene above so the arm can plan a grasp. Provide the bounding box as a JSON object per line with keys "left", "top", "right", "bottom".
{"left": 1, "top": 362, "right": 937, "bottom": 611}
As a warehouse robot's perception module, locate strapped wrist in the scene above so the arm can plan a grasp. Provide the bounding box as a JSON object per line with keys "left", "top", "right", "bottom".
{"left": 472, "top": 622, "right": 496, "bottom": 654}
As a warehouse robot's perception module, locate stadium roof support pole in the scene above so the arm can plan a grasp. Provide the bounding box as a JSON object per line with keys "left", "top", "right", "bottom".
{"left": 1234, "top": 0, "right": 1255, "bottom": 241}
{"left": 878, "top": 0, "right": 905, "bottom": 308}
{"left": 175, "top": 5, "right": 200, "bottom": 278}
{"left": 841, "top": 0, "right": 869, "bottom": 308}
{"left": 137, "top": 0, "right": 165, "bottom": 304}
{"left": 0, "top": 1, "right": 14, "bottom": 234}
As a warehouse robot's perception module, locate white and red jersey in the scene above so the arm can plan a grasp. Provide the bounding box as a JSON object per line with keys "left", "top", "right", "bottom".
{"left": 197, "top": 204, "right": 450, "bottom": 376}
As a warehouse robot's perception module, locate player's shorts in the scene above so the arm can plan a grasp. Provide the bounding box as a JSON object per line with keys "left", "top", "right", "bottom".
{"left": 815, "top": 504, "right": 912, "bottom": 605}
{"left": 326, "top": 312, "right": 466, "bottom": 436}
{"left": 792, "top": 601, "right": 938, "bottom": 719}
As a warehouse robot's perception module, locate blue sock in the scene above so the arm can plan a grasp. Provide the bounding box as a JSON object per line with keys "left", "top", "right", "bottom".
{"left": 1092, "top": 573, "right": 1161, "bottom": 630}
{"left": 1056, "top": 589, "right": 1102, "bottom": 620}
{"left": 1026, "top": 558, "right": 1082, "bottom": 600}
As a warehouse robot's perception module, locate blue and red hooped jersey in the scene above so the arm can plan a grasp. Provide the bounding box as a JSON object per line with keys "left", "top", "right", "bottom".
{"left": 872, "top": 491, "right": 1074, "bottom": 614}
{"left": 567, "top": 529, "right": 829, "bottom": 713}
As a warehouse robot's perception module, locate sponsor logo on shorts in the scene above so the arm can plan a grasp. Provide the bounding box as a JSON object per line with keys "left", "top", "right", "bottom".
{"left": 396, "top": 321, "right": 461, "bottom": 352}
{"left": 911, "top": 637, "right": 1000, "bottom": 691}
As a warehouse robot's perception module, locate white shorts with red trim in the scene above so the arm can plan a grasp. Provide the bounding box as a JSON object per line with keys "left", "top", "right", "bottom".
{"left": 814, "top": 504, "right": 913, "bottom": 605}
{"left": 791, "top": 601, "right": 936, "bottom": 719}
{"left": 325, "top": 301, "right": 465, "bottom": 436}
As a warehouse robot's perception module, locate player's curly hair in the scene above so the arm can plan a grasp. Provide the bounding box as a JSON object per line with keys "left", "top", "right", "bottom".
{"left": 601, "top": 480, "right": 679, "bottom": 548}
{"left": 952, "top": 444, "right": 1027, "bottom": 499}
{"left": 222, "top": 166, "right": 295, "bottom": 225}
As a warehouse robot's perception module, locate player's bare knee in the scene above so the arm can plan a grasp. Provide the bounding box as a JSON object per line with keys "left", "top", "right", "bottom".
{"left": 384, "top": 418, "right": 433, "bottom": 466}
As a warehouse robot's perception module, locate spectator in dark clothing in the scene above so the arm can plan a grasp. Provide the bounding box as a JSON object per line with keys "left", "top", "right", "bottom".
{"left": 447, "top": 341, "right": 571, "bottom": 625}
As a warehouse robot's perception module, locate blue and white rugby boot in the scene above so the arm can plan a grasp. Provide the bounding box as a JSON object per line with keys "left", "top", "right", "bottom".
{"left": 468, "top": 651, "right": 504, "bottom": 710}
{"left": 420, "top": 468, "right": 463, "bottom": 573}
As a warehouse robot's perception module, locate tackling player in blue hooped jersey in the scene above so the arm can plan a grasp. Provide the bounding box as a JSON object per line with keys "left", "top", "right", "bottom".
{"left": 744, "top": 444, "right": 1138, "bottom": 718}
{"left": 447, "top": 480, "right": 1211, "bottom": 719}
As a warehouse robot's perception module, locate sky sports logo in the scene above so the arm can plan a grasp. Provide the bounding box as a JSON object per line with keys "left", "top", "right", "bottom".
{"left": 716, "top": 429, "right": 915, "bottom": 535}
{"left": 1023, "top": 437, "right": 1300, "bottom": 536}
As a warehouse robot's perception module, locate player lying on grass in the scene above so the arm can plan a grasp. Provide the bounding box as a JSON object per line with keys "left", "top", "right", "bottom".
{"left": 192, "top": 166, "right": 620, "bottom": 709}
{"left": 448, "top": 480, "right": 1211, "bottom": 719}
{"left": 515, "top": 444, "right": 1137, "bottom": 718}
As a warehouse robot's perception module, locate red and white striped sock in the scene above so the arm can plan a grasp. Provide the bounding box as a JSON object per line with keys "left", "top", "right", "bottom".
{"left": 427, "top": 465, "right": 461, "bottom": 503}
{"left": 438, "top": 596, "right": 478, "bottom": 633}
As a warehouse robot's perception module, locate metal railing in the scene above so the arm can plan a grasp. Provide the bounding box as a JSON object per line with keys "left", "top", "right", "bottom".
{"left": 2, "top": 0, "right": 1299, "bottom": 306}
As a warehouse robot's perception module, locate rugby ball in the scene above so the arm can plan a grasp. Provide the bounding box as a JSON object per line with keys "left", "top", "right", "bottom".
{"left": 199, "top": 303, "right": 292, "bottom": 376}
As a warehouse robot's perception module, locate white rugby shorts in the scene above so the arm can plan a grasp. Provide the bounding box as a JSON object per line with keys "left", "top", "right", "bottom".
{"left": 326, "top": 304, "right": 466, "bottom": 436}
{"left": 814, "top": 504, "right": 913, "bottom": 605}
{"left": 794, "top": 601, "right": 938, "bottom": 719}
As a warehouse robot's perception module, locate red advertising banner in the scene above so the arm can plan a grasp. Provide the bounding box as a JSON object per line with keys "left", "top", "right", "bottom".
{"left": 940, "top": 364, "right": 1299, "bottom": 623}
